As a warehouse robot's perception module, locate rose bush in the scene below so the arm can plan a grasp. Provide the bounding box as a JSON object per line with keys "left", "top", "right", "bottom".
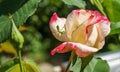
{"left": 49, "top": 9, "right": 110, "bottom": 57}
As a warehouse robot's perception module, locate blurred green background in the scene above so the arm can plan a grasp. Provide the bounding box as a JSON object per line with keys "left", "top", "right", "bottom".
{"left": 0, "top": 0, "right": 120, "bottom": 65}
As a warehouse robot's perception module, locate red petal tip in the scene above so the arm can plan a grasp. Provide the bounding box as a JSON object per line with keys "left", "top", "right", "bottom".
{"left": 72, "top": 10, "right": 80, "bottom": 16}
{"left": 50, "top": 12, "right": 58, "bottom": 25}
{"left": 51, "top": 50, "right": 56, "bottom": 55}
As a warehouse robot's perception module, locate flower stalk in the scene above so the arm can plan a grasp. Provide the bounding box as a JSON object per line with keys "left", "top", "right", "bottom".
{"left": 17, "top": 50, "right": 24, "bottom": 72}
{"left": 9, "top": 14, "right": 24, "bottom": 72}
{"left": 64, "top": 51, "right": 76, "bottom": 72}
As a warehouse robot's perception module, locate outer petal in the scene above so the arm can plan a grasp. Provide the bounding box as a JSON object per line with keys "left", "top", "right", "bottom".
{"left": 99, "top": 17, "right": 110, "bottom": 37}
{"left": 87, "top": 25, "right": 98, "bottom": 46}
{"left": 93, "top": 18, "right": 110, "bottom": 49}
{"left": 94, "top": 25, "right": 105, "bottom": 49}
{"left": 93, "top": 16, "right": 110, "bottom": 49}
{"left": 69, "top": 42, "right": 98, "bottom": 57}
{"left": 71, "top": 14, "right": 95, "bottom": 43}
{"left": 51, "top": 42, "right": 72, "bottom": 55}
{"left": 85, "top": 10, "right": 110, "bottom": 48}
{"left": 49, "top": 13, "right": 69, "bottom": 41}
{"left": 51, "top": 42, "right": 98, "bottom": 57}
{"left": 65, "top": 10, "right": 91, "bottom": 40}
{"left": 86, "top": 10, "right": 110, "bottom": 37}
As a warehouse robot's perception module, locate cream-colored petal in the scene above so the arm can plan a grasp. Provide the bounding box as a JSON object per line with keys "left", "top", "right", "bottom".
{"left": 94, "top": 25, "right": 105, "bottom": 49}
{"left": 51, "top": 42, "right": 98, "bottom": 57}
{"left": 99, "top": 21, "right": 110, "bottom": 37}
{"left": 65, "top": 10, "right": 90, "bottom": 40}
{"left": 87, "top": 25, "right": 98, "bottom": 46}
{"left": 69, "top": 42, "right": 98, "bottom": 57}
{"left": 49, "top": 13, "right": 69, "bottom": 41}
{"left": 71, "top": 21, "right": 87, "bottom": 43}
{"left": 71, "top": 15, "right": 94, "bottom": 43}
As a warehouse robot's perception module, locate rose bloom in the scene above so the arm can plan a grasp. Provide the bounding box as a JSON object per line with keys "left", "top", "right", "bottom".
{"left": 49, "top": 9, "right": 110, "bottom": 57}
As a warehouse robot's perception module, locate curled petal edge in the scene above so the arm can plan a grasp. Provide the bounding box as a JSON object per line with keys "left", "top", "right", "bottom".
{"left": 49, "top": 12, "right": 69, "bottom": 41}
{"left": 49, "top": 12, "right": 58, "bottom": 25}
{"left": 51, "top": 42, "right": 99, "bottom": 57}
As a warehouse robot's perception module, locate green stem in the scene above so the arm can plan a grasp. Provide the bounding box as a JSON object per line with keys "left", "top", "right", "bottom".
{"left": 64, "top": 51, "right": 76, "bottom": 72}
{"left": 18, "top": 50, "right": 23, "bottom": 72}
{"left": 9, "top": 14, "right": 24, "bottom": 72}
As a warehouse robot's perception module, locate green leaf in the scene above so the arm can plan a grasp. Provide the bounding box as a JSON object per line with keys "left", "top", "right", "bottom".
{"left": 70, "top": 57, "right": 81, "bottom": 72}
{"left": 111, "top": 22, "right": 120, "bottom": 30}
{"left": 90, "top": 0, "right": 106, "bottom": 16}
{"left": 109, "top": 22, "right": 120, "bottom": 35}
{"left": 84, "top": 58, "right": 110, "bottom": 72}
{"left": 0, "top": 59, "right": 41, "bottom": 72}
{"left": 0, "top": 0, "right": 40, "bottom": 42}
{"left": 6, "top": 61, "right": 41, "bottom": 72}
{"left": 12, "top": 0, "right": 41, "bottom": 27}
{"left": 103, "top": 0, "right": 120, "bottom": 22}
{"left": 62, "top": 0, "right": 86, "bottom": 8}
{"left": 119, "top": 34, "right": 120, "bottom": 40}
{"left": 23, "top": 61, "right": 41, "bottom": 72}
{"left": 0, "top": 58, "right": 19, "bottom": 72}
{"left": 70, "top": 55, "right": 93, "bottom": 72}
{"left": 80, "top": 55, "right": 93, "bottom": 72}
{"left": 6, "top": 64, "right": 20, "bottom": 72}
{"left": 110, "top": 28, "right": 120, "bottom": 35}
{"left": 0, "top": 15, "right": 11, "bottom": 42}
{"left": 70, "top": 57, "right": 110, "bottom": 72}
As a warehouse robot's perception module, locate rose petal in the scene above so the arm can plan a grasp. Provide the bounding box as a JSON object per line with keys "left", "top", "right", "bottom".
{"left": 51, "top": 42, "right": 72, "bottom": 55}
{"left": 51, "top": 42, "right": 98, "bottom": 57}
{"left": 50, "top": 12, "right": 58, "bottom": 25}
{"left": 49, "top": 12, "right": 69, "bottom": 41}
{"left": 87, "top": 25, "right": 98, "bottom": 46}
{"left": 69, "top": 42, "right": 98, "bottom": 57}
{"left": 71, "top": 21, "right": 87, "bottom": 43}
{"left": 99, "top": 19, "right": 110, "bottom": 37}
{"left": 86, "top": 10, "right": 110, "bottom": 37}
{"left": 94, "top": 25, "right": 105, "bottom": 49}
{"left": 85, "top": 10, "right": 110, "bottom": 49}
{"left": 65, "top": 10, "right": 91, "bottom": 40}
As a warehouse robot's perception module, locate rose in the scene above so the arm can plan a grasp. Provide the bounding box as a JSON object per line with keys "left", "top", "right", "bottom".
{"left": 49, "top": 9, "right": 110, "bottom": 57}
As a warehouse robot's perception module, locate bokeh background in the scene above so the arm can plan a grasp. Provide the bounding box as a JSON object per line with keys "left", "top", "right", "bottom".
{"left": 0, "top": 0, "right": 120, "bottom": 72}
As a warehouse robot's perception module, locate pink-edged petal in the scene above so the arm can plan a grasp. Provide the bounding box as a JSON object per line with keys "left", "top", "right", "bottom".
{"left": 51, "top": 42, "right": 98, "bottom": 57}
{"left": 51, "top": 42, "right": 72, "bottom": 55}
{"left": 85, "top": 10, "right": 109, "bottom": 49}
{"left": 50, "top": 12, "right": 58, "bottom": 25}
{"left": 69, "top": 42, "right": 98, "bottom": 57}
{"left": 86, "top": 10, "right": 110, "bottom": 37}
{"left": 49, "top": 12, "right": 69, "bottom": 41}
{"left": 86, "top": 10, "right": 103, "bottom": 34}
{"left": 99, "top": 19, "right": 110, "bottom": 37}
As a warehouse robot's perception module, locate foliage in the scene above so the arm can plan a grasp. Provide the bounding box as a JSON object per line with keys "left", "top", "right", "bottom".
{"left": 0, "top": 0, "right": 120, "bottom": 72}
{"left": 0, "top": 0, "right": 40, "bottom": 42}
{"left": 0, "top": 0, "right": 40, "bottom": 71}
{"left": 62, "top": 0, "right": 86, "bottom": 8}
{"left": 70, "top": 57, "right": 110, "bottom": 72}
{"left": 0, "top": 58, "right": 40, "bottom": 72}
